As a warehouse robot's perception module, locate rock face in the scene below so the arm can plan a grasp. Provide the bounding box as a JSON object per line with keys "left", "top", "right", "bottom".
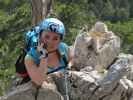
{"left": 70, "top": 53, "right": 133, "bottom": 100}
{"left": 70, "top": 22, "right": 133, "bottom": 100}
{"left": 73, "top": 22, "right": 120, "bottom": 70}
{"left": 0, "top": 82, "right": 63, "bottom": 100}
{"left": 1, "top": 22, "right": 133, "bottom": 100}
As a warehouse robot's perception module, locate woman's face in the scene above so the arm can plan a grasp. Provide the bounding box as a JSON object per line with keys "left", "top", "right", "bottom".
{"left": 40, "top": 31, "right": 61, "bottom": 51}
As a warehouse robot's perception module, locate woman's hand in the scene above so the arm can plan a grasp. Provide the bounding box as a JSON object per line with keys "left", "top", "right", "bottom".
{"left": 38, "top": 41, "right": 48, "bottom": 52}
{"left": 37, "top": 43, "right": 49, "bottom": 81}
{"left": 41, "top": 81, "right": 56, "bottom": 90}
{"left": 48, "top": 72, "right": 64, "bottom": 78}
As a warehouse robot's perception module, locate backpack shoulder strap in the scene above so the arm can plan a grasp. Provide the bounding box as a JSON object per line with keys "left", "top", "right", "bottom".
{"left": 58, "top": 42, "right": 69, "bottom": 66}
{"left": 27, "top": 47, "right": 40, "bottom": 65}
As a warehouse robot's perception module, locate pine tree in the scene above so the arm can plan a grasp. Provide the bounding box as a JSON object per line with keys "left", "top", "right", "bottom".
{"left": 101, "top": 0, "right": 115, "bottom": 21}
{"left": 92, "top": 0, "right": 104, "bottom": 19}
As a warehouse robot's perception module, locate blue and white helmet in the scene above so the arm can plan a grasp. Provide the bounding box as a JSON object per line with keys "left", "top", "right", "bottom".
{"left": 39, "top": 18, "right": 65, "bottom": 40}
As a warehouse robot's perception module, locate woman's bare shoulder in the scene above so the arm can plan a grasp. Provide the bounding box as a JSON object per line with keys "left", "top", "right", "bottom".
{"left": 24, "top": 54, "right": 35, "bottom": 68}
{"left": 25, "top": 54, "right": 33, "bottom": 61}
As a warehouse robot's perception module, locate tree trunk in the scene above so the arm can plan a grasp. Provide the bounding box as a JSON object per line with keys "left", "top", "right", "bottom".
{"left": 31, "top": 0, "right": 52, "bottom": 26}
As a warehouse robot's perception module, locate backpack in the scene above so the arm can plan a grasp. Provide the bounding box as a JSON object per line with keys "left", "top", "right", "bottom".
{"left": 15, "top": 26, "right": 68, "bottom": 78}
{"left": 15, "top": 26, "right": 40, "bottom": 78}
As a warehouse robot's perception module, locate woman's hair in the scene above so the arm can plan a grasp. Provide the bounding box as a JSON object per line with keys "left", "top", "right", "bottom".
{"left": 38, "top": 30, "right": 43, "bottom": 43}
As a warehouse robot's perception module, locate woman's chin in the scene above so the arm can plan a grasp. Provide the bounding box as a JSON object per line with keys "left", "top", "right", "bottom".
{"left": 47, "top": 47, "right": 57, "bottom": 51}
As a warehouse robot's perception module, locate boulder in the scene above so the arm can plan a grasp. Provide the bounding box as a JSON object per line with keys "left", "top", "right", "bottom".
{"left": 0, "top": 82, "right": 63, "bottom": 100}
{"left": 70, "top": 55, "right": 133, "bottom": 100}
{"left": 73, "top": 22, "right": 120, "bottom": 70}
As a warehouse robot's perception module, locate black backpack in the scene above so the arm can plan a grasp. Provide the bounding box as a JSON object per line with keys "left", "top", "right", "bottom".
{"left": 15, "top": 48, "right": 29, "bottom": 78}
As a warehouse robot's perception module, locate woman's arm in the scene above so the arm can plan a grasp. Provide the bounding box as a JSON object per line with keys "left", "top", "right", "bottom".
{"left": 24, "top": 56, "right": 48, "bottom": 86}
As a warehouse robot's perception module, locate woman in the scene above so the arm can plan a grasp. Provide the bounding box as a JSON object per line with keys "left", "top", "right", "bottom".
{"left": 24, "top": 18, "right": 72, "bottom": 97}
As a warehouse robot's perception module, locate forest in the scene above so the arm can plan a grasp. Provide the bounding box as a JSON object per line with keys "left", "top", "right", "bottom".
{"left": 0, "top": 0, "right": 133, "bottom": 95}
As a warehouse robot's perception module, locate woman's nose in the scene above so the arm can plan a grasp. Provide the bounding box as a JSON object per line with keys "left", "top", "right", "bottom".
{"left": 46, "top": 38, "right": 52, "bottom": 44}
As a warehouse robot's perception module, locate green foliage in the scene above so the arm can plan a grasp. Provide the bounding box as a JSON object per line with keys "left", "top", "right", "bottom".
{"left": 101, "top": 0, "right": 115, "bottom": 20}
{"left": 0, "top": 0, "right": 31, "bottom": 96}
{"left": 115, "top": 7, "right": 129, "bottom": 22}
{"left": 0, "top": 66, "right": 15, "bottom": 95}
{"left": 106, "top": 20, "right": 133, "bottom": 53}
